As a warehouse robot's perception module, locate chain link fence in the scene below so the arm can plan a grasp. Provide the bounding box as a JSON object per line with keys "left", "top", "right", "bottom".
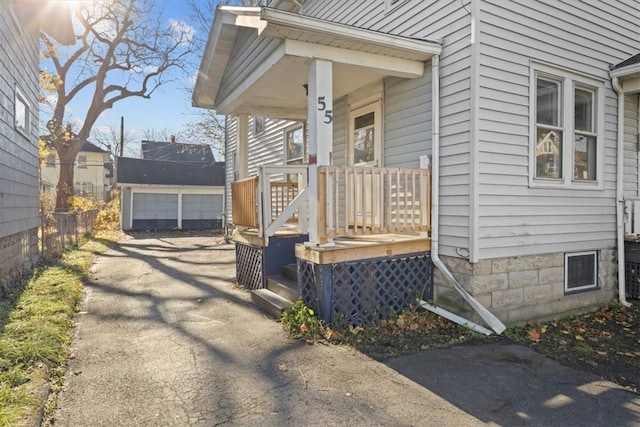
{"left": 40, "top": 207, "right": 98, "bottom": 260}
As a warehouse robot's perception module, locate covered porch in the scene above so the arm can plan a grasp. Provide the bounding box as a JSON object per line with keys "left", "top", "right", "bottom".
{"left": 194, "top": 6, "right": 440, "bottom": 324}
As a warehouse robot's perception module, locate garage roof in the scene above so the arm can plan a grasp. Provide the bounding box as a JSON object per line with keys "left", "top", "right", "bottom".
{"left": 117, "top": 157, "right": 225, "bottom": 187}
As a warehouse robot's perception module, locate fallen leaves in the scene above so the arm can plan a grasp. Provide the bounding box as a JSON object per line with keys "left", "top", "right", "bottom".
{"left": 507, "top": 302, "right": 640, "bottom": 393}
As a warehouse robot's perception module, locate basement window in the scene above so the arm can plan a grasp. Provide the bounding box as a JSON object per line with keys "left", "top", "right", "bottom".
{"left": 565, "top": 251, "right": 598, "bottom": 293}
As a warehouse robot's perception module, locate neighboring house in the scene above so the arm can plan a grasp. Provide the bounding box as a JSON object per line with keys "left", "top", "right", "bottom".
{"left": 0, "top": 1, "right": 73, "bottom": 290}
{"left": 41, "top": 141, "right": 112, "bottom": 201}
{"left": 117, "top": 140, "right": 225, "bottom": 231}
{"left": 193, "top": 1, "right": 640, "bottom": 329}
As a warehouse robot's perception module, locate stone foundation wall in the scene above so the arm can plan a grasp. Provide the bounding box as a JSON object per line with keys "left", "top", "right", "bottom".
{"left": 0, "top": 228, "right": 39, "bottom": 295}
{"left": 434, "top": 249, "right": 618, "bottom": 324}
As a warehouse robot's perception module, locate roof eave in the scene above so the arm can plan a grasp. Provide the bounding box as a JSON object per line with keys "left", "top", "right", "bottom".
{"left": 193, "top": 7, "right": 442, "bottom": 112}
{"left": 610, "top": 63, "right": 640, "bottom": 81}
{"left": 192, "top": 6, "right": 262, "bottom": 109}
{"left": 258, "top": 8, "right": 442, "bottom": 62}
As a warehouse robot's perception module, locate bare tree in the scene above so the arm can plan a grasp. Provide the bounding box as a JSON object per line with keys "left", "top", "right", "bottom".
{"left": 179, "top": 111, "right": 225, "bottom": 158}
{"left": 143, "top": 128, "right": 179, "bottom": 142}
{"left": 41, "top": 0, "right": 194, "bottom": 211}
{"left": 92, "top": 125, "right": 137, "bottom": 159}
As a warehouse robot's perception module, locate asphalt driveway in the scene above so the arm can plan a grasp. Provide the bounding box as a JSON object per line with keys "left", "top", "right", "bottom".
{"left": 53, "top": 232, "right": 640, "bottom": 426}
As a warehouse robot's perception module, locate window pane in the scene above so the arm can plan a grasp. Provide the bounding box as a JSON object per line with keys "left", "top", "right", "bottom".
{"left": 353, "top": 112, "right": 375, "bottom": 164}
{"left": 286, "top": 127, "right": 303, "bottom": 162}
{"left": 15, "top": 95, "right": 26, "bottom": 131}
{"left": 566, "top": 253, "right": 596, "bottom": 290}
{"left": 537, "top": 78, "right": 560, "bottom": 127}
{"left": 535, "top": 128, "right": 562, "bottom": 178}
{"left": 575, "top": 87, "right": 593, "bottom": 132}
{"left": 574, "top": 134, "right": 596, "bottom": 181}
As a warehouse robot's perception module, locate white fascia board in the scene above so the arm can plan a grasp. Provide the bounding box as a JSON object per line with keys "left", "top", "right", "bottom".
{"left": 610, "top": 63, "right": 640, "bottom": 80}
{"left": 284, "top": 39, "right": 425, "bottom": 78}
{"left": 259, "top": 8, "right": 441, "bottom": 61}
{"left": 193, "top": 7, "right": 262, "bottom": 109}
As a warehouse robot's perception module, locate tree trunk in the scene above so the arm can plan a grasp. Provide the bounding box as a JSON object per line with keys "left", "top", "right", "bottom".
{"left": 55, "top": 143, "right": 79, "bottom": 212}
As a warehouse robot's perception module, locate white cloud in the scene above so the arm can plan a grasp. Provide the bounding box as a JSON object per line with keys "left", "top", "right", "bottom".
{"left": 169, "top": 19, "right": 195, "bottom": 45}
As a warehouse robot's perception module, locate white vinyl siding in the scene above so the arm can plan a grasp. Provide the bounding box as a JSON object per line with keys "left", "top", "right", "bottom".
{"left": 623, "top": 94, "right": 639, "bottom": 198}
{"left": 384, "top": 70, "right": 432, "bottom": 169}
{"left": 247, "top": 116, "right": 298, "bottom": 176}
{"left": 476, "top": 0, "right": 639, "bottom": 259}
{"left": 296, "top": 0, "right": 473, "bottom": 256}
{"left": 224, "top": 116, "right": 238, "bottom": 220}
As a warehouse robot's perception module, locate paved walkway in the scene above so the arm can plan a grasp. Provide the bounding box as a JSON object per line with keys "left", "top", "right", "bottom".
{"left": 54, "top": 232, "right": 640, "bottom": 426}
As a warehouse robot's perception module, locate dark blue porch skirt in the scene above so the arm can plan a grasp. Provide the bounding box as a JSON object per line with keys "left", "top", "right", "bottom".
{"left": 299, "top": 252, "right": 433, "bottom": 327}
{"left": 235, "top": 235, "right": 309, "bottom": 290}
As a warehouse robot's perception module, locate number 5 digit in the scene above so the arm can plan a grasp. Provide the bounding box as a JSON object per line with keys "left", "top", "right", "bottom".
{"left": 317, "top": 96, "right": 326, "bottom": 111}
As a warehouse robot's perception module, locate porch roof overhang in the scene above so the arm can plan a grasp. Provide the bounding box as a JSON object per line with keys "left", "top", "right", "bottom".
{"left": 610, "top": 53, "right": 640, "bottom": 94}
{"left": 192, "top": 7, "right": 442, "bottom": 119}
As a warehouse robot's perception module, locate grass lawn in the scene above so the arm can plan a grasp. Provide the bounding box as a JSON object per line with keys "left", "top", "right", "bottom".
{"left": 0, "top": 234, "right": 118, "bottom": 427}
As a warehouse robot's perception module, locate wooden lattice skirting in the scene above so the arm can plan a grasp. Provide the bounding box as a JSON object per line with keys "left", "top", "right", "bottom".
{"left": 298, "top": 252, "right": 433, "bottom": 327}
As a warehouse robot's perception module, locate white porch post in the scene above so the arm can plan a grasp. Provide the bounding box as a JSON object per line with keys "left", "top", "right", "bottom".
{"left": 307, "top": 58, "right": 333, "bottom": 245}
{"left": 237, "top": 114, "right": 249, "bottom": 179}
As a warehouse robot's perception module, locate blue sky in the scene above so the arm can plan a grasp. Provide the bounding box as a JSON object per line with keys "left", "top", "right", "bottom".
{"left": 40, "top": 0, "right": 217, "bottom": 156}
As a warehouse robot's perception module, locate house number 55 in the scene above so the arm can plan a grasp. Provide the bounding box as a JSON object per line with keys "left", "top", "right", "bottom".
{"left": 317, "top": 96, "right": 333, "bottom": 124}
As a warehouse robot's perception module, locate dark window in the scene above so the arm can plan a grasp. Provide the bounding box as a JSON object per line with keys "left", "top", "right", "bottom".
{"left": 565, "top": 252, "right": 597, "bottom": 292}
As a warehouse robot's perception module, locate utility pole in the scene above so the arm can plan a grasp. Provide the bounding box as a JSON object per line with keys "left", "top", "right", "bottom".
{"left": 119, "top": 116, "right": 124, "bottom": 157}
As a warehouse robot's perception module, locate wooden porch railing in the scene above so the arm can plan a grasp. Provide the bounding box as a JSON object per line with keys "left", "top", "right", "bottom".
{"left": 318, "top": 166, "right": 431, "bottom": 239}
{"left": 270, "top": 181, "right": 299, "bottom": 221}
{"left": 231, "top": 176, "right": 259, "bottom": 228}
{"left": 230, "top": 166, "right": 308, "bottom": 241}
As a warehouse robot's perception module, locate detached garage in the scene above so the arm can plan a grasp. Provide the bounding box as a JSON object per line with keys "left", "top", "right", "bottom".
{"left": 117, "top": 157, "right": 225, "bottom": 231}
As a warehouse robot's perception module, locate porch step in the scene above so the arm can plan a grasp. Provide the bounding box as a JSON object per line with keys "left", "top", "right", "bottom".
{"left": 251, "top": 288, "right": 292, "bottom": 318}
{"left": 267, "top": 276, "right": 299, "bottom": 302}
{"left": 251, "top": 263, "right": 299, "bottom": 319}
{"left": 281, "top": 263, "right": 298, "bottom": 282}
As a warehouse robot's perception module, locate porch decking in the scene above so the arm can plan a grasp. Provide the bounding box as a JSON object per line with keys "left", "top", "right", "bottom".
{"left": 233, "top": 227, "right": 431, "bottom": 264}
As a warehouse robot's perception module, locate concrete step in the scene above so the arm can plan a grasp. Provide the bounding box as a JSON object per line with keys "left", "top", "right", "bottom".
{"left": 251, "top": 288, "right": 293, "bottom": 318}
{"left": 267, "top": 276, "right": 299, "bottom": 302}
{"left": 281, "top": 263, "right": 298, "bottom": 282}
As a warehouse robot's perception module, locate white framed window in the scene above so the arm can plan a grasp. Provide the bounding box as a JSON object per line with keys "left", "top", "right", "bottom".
{"left": 530, "top": 63, "right": 604, "bottom": 188}
{"left": 77, "top": 155, "right": 87, "bottom": 169}
{"left": 253, "top": 116, "right": 265, "bottom": 135}
{"left": 46, "top": 153, "right": 56, "bottom": 167}
{"left": 14, "top": 87, "right": 29, "bottom": 137}
{"left": 565, "top": 251, "right": 598, "bottom": 293}
{"left": 284, "top": 124, "right": 305, "bottom": 164}
{"left": 348, "top": 101, "right": 382, "bottom": 167}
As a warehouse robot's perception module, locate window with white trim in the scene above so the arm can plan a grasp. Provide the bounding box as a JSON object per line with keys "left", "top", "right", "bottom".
{"left": 565, "top": 251, "right": 598, "bottom": 293}
{"left": 284, "top": 125, "right": 305, "bottom": 164}
{"left": 77, "top": 155, "right": 87, "bottom": 169}
{"left": 532, "top": 64, "right": 604, "bottom": 186}
{"left": 253, "top": 116, "right": 265, "bottom": 135}
{"left": 15, "top": 87, "right": 29, "bottom": 137}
